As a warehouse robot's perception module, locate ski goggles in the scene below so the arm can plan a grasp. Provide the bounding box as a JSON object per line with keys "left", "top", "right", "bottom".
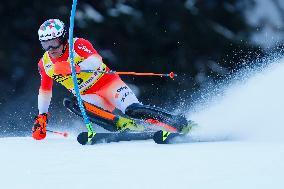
{"left": 40, "top": 38, "right": 62, "bottom": 51}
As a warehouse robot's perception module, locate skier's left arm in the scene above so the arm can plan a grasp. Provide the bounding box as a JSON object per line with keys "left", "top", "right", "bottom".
{"left": 74, "top": 38, "right": 103, "bottom": 71}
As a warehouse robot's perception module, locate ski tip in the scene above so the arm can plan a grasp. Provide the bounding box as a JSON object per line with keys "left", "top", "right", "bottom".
{"left": 153, "top": 130, "right": 182, "bottom": 144}
{"left": 153, "top": 130, "right": 170, "bottom": 144}
{"left": 77, "top": 132, "right": 88, "bottom": 145}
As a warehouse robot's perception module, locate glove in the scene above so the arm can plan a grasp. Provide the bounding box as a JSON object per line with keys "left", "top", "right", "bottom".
{"left": 54, "top": 61, "right": 80, "bottom": 76}
{"left": 32, "top": 113, "right": 48, "bottom": 140}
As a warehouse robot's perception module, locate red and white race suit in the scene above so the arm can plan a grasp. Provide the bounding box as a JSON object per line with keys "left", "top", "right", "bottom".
{"left": 38, "top": 38, "right": 139, "bottom": 114}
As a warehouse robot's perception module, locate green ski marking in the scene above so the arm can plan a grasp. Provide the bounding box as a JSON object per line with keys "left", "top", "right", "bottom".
{"left": 162, "top": 131, "right": 171, "bottom": 141}
{"left": 86, "top": 122, "right": 95, "bottom": 144}
{"left": 87, "top": 132, "right": 96, "bottom": 144}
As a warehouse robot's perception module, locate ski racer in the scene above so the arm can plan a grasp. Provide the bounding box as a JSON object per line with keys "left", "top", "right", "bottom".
{"left": 32, "top": 19, "right": 193, "bottom": 140}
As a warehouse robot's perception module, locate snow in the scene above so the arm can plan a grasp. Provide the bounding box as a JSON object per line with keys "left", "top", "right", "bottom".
{"left": 84, "top": 4, "right": 104, "bottom": 23}
{"left": 189, "top": 58, "right": 284, "bottom": 142}
{"left": 1, "top": 138, "right": 283, "bottom": 188}
{"left": 2, "top": 58, "right": 284, "bottom": 188}
{"left": 76, "top": 4, "right": 104, "bottom": 24}
{"left": 184, "top": 0, "right": 198, "bottom": 15}
{"left": 211, "top": 22, "right": 235, "bottom": 40}
{"left": 107, "top": 3, "right": 141, "bottom": 18}
{"left": 245, "top": 0, "right": 284, "bottom": 48}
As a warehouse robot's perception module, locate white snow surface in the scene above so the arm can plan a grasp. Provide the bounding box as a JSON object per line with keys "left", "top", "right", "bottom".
{"left": 2, "top": 58, "right": 284, "bottom": 189}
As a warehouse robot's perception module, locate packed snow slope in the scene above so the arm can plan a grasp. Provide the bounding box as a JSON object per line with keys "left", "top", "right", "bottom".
{"left": 1, "top": 58, "right": 284, "bottom": 189}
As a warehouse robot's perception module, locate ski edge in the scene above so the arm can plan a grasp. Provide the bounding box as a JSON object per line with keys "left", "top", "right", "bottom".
{"left": 77, "top": 131, "right": 156, "bottom": 145}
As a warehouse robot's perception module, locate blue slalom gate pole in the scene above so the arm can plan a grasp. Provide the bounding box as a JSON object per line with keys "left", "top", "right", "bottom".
{"left": 69, "top": 0, "right": 94, "bottom": 134}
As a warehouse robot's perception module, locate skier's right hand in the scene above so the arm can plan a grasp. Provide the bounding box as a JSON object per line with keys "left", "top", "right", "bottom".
{"left": 32, "top": 113, "right": 48, "bottom": 140}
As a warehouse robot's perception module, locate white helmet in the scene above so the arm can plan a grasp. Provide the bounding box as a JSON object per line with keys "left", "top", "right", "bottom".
{"left": 38, "top": 19, "right": 66, "bottom": 41}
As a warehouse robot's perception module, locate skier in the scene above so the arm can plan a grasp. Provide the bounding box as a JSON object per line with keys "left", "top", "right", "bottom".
{"left": 32, "top": 19, "right": 192, "bottom": 140}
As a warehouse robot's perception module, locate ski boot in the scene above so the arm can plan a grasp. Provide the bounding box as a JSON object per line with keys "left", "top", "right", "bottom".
{"left": 180, "top": 120, "right": 198, "bottom": 134}
{"left": 115, "top": 116, "right": 144, "bottom": 132}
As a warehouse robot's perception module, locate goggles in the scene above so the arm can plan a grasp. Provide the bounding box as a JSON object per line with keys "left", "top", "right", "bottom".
{"left": 40, "top": 38, "right": 62, "bottom": 51}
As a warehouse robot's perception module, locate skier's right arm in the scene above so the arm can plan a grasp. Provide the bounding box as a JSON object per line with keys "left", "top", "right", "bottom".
{"left": 37, "top": 59, "right": 53, "bottom": 114}
{"left": 32, "top": 59, "right": 53, "bottom": 140}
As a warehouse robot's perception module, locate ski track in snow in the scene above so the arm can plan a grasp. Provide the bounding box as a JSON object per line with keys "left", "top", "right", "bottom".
{"left": 1, "top": 58, "right": 284, "bottom": 189}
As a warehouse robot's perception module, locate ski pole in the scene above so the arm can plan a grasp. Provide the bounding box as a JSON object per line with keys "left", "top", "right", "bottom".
{"left": 69, "top": 0, "right": 95, "bottom": 140}
{"left": 82, "top": 70, "right": 177, "bottom": 79}
{"left": 46, "top": 129, "right": 69, "bottom": 138}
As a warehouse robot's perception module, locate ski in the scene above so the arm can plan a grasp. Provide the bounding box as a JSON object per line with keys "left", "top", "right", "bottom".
{"left": 65, "top": 97, "right": 197, "bottom": 145}
{"left": 77, "top": 130, "right": 190, "bottom": 145}
{"left": 77, "top": 131, "right": 155, "bottom": 145}
{"left": 153, "top": 130, "right": 187, "bottom": 144}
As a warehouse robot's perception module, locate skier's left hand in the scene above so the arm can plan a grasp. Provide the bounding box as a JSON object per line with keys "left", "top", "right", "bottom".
{"left": 54, "top": 61, "right": 80, "bottom": 76}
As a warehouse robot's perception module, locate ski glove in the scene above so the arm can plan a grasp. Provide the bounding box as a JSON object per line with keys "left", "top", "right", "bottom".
{"left": 32, "top": 113, "right": 48, "bottom": 140}
{"left": 54, "top": 61, "right": 80, "bottom": 76}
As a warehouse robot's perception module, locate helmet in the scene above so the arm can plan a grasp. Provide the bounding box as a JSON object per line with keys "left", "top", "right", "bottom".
{"left": 38, "top": 19, "right": 67, "bottom": 43}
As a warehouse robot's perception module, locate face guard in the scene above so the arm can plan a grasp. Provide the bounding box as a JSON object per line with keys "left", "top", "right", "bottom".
{"left": 41, "top": 38, "right": 62, "bottom": 51}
